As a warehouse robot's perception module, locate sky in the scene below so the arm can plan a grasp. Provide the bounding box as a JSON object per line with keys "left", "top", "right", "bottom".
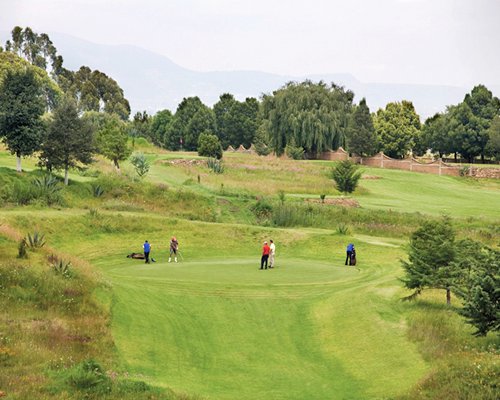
{"left": 1, "top": 0, "right": 499, "bottom": 87}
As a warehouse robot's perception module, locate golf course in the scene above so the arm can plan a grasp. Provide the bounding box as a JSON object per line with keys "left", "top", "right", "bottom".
{"left": 1, "top": 144, "right": 499, "bottom": 399}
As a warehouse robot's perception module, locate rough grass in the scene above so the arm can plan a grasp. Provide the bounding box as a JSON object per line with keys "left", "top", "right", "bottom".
{"left": 0, "top": 146, "right": 499, "bottom": 399}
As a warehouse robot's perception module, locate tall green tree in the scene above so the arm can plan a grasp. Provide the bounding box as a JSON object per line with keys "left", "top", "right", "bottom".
{"left": 485, "top": 115, "right": 500, "bottom": 160}
{"left": 214, "top": 94, "right": 259, "bottom": 148}
{"left": 214, "top": 93, "right": 237, "bottom": 148}
{"left": 0, "top": 68, "right": 45, "bottom": 172}
{"left": 95, "top": 115, "right": 131, "bottom": 170}
{"left": 130, "top": 111, "right": 151, "bottom": 146}
{"left": 186, "top": 106, "right": 216, "bottom": 151}
{"left": 165, "top": 97, "right": 208, "bottom": 151}
{"left": 346, "top": 98, "right": 377, "bottom": 156}
{"left": 401, "top": 217, "right": 457, "bottom": 304}
{"left": 373, "top": 101, "right": 421, "bottom": 159}
{"left": 149, "top": 109, "right": 173, "bottom": 148}
{"left": 419, "top": 112, "right": 452, "bottom": 158}
{"left": 40, "top": 97, "right": 94, "bottom": 185}
{"left": 260, "top": 81, "right": 354, "bottom": 156}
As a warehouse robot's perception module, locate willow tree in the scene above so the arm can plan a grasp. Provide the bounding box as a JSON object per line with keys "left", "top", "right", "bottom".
{"left": 259, "top": 81, "right": 354, "bottom": 156}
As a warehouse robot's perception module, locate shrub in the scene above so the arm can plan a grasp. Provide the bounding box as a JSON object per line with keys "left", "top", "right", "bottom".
{"left": 330, "top": 160, "right": 362, "bottom": 194}
{"left": 320, "top": 194, "right": 326, "bottom": 203}
{"left": 251, "top": 198, "right": 273, "bottom": 220}
{"left": 129, "top": 152, "right": 150, "bottom": 178}
{"left": 278, "top": 190, "right": 286, "bottom": 205}
{"left": 49, "top": 255, "right": 72, "bottom": 278}
{"left": 198, "top": 132, "right": 223, "bottom": 159}
{"left": 25, "top": 231, "right": 46, "bottom": 249}
{"left": 285, "top": 139, "right": 304, "bottom": 160}
{"left": 31, "top": 174, "right": 63, "bottom": 205}
{"left": 207, "top": 158, "right": 224, "bottom": 174}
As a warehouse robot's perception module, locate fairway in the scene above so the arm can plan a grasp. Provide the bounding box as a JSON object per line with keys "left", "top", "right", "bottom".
{"left": 97, "top": 251, "right": 428, "bottom": 399}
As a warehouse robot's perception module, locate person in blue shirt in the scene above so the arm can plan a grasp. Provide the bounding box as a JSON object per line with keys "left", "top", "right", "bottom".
{"left": 143, "top": 240, "right": 151, "bottom": 264}
{"left": 345, "top": 243, "right": 355, "bottom": 266}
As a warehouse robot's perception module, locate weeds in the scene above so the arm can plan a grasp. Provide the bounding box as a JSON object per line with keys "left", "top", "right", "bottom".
{"left": 91, "top": 184, "right": 105, "bottom": 197}
{"left": 17, "top": 238, "right": 28, "bottom": 258}
{"left": 337, "top": 223, "right": 350, "bottom": 235}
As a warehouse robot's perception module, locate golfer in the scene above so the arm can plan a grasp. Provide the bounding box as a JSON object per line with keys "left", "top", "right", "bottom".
{"left": 260, "top": 241, "right": 270, "bottom": 270}
{"left": 345, "top": 243, "right": 355, "bottom": 266}
{"left": 143, "top": 240, "right": 151, "bottom": 264}
{"left": 269, "top": 239, "right": 276, "bottom": 268}
{"left": 169, "top": 236, "right": 179, "bottom": 263}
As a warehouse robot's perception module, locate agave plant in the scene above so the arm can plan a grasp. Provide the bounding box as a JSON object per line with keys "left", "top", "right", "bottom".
{"left": 207, "top": 158, "right": 224, "bottom": 174}
{"left": 91, "top": 184, "right": 105, "bottom": 197}
{"left": 25, "top": 231, "right": 46, "bottom": 249}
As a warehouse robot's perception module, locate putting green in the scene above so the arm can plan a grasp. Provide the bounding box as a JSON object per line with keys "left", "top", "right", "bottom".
{"left": 101, "top": 256, "right": 428, "bottom": 399}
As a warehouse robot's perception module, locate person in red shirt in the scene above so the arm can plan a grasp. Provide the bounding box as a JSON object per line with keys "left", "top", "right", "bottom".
{"left": 260, "top": 241, "right": 271, "bottom": 270}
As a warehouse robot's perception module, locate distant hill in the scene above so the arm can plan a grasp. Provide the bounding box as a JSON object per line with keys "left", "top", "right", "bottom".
{"left": 2, "top": 31, "right": 498, "bottom": 118}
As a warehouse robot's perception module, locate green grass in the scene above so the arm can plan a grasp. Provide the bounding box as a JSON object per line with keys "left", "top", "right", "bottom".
{"left": 0, "top": 146, "right": 499, "bottom": 399}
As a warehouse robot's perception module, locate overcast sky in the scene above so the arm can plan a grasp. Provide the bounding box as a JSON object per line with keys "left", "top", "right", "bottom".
{"left": 1, "top": 0, "right": 499, "bottom": 87}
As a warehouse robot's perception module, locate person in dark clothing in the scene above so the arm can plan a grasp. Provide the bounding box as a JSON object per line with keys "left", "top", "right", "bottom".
{"left": 345, "top": 243, "right": 355, "bottom": 266}
{"left": 260, "top": 241, "right": 270, "bottom": 270}
{"left": 143, "top": 240, "right": 151, "bottom": 264}
{"left": 169, "top": 236, "right": 179, "bottom": 263}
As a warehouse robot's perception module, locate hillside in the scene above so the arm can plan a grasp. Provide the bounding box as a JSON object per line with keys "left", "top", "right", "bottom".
{"left": 0, "top": 31, "right": 486, "bottom": 117}
{"left": 0, "top": 145, "right": 499, "bottom": 399}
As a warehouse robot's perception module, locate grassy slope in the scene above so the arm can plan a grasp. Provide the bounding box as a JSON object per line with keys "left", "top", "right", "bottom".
{"left": 0, "top": 148, "right": 499, "bottom": 399}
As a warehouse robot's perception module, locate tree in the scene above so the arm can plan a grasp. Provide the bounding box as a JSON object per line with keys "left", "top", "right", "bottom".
{"left": 451, "top": 240, "right": 500, "bottom": 336}
{"left": 185, "top": 106, "right": 216, "bottom": 150}
{"left": 260, "top": 81, "right": 354, "bottom": 156}
{"left": 485, "top": 115, "right": 500, "bottom": 160}
{"left": 40, "top": 97, "right": 94, "bottom": 185}
{"left": 214, "top": 94, "right": 259, "bottom": 148}
{"left": 419, "top": 113, "right": 453, "bottom": 158}
{"left": 130, "top": 111, "right": 151, "bottom": 147}
{"left": 0, "top": 68, "right": 45, "bottom": 172}
{"left": 165, "top": 97, "right": 206, "bottom": 151}
{"left": 149, "top": 109, "right": 173, "bottom": 148}
{"left": 197, "top": 132, "right": 223, "bottom": 159}
{"left": 330, "top": 160, "right": 362, "bottom": 194}
{"left": 401, "top": 217, "right": 456, "bottom": 304}
{"left": 95, "top": 115, "right": 131, "bottom": 170}
{"left": 346, "top": 98, "right": 377, "bottom": 156}
{"left": 373, "top": 101, "right": 421, "bottom": 159}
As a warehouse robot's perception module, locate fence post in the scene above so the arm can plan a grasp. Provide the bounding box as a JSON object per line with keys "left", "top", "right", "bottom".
{"left": 439, "top": 159, "right": 442, "bottom": 176}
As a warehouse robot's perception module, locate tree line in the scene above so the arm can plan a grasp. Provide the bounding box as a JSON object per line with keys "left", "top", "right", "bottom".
{"left": 1, "top": 26, "right": 499, "bottom": 181}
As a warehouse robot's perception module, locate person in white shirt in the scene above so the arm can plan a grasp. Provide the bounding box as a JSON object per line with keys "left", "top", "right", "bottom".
{"left": 269, "top": 239, "right": 276, "bottom": 268}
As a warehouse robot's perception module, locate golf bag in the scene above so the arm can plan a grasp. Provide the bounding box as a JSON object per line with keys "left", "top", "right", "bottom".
{"left": 350, "top": 251, "right": 356, "bottom": 266}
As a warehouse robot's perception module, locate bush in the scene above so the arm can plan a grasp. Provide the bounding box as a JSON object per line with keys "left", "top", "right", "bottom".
{"left": 337, "top": 223, "right": 350, "bottom": 235}
{"left": 17, "top": 238, "right": 28, "bottom": 259}
{"left": 129, "top": 152, "right": 150, "bottom": 178}
{"left": 207, "top": 158, "right": 224, "bottom": 174}
{"left": 285, "top": 140, "right": 304, "bottom": 160}
{"left": 25, "top": 231, "right": 46, "bottom": 249}
{"left": 330, "top": 160, "right": 362, "bottom": 194}
{"left": 459, "top": 165, "right": 471, "bottom": 177}
{"left": 251, "top": 198, "right": 273, "bottom": 221}
{"left": 198, "top": 131, "right": 223, "bottom": 159}
{"left": 91, "top": 184, "right": 105, "bottom": 197}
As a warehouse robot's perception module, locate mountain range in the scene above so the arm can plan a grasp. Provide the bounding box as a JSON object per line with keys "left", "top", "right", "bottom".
{"left": 2, "top": 31, "right": 499, "bottom": 119}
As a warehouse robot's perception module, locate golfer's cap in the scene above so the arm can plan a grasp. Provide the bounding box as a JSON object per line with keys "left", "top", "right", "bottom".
{"left": 264, "top": 241, "right": 268, "bottom": 244}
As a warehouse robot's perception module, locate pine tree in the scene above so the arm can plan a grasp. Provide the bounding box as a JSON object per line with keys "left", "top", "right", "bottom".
{"left": 330, "top": 160, "right": 362, "bottom": 194}
{"left": 401, "top": 217, "right": 456, "bottom": 304}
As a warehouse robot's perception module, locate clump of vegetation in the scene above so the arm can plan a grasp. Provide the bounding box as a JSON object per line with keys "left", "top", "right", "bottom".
{"left": 320, "top": 194, "right": 326, "bottom": 203}
{"left": 207, "top": 158, "right": 224, "bottom": 174}
{"left": 49, "top": 254, "right": 72, "bottom": 278}
{"left": 330, "top": 160, "right": 362, "bottom": 194}
{"left": 91, "top": 184, "right": 105, "bottom": 198}
{"left": 129, "top": 152, "right": 150, "bottom": 178}
{"left": 278, "top": 190, "right": 286, "bottom": 205}
{"left": 337, "top": 223, "right": 350, "bottom": 235}
{"left": 198, "top": 132, "right": 223, "bottom": 159}
{"left": 285, "top": 138, "right": 304, "bottom": 160}
{"left": 25, "top": 231, "right": 46, "bottom": 249}
{"left": 459, "top": 165, "right": 470, "bottom": 177}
